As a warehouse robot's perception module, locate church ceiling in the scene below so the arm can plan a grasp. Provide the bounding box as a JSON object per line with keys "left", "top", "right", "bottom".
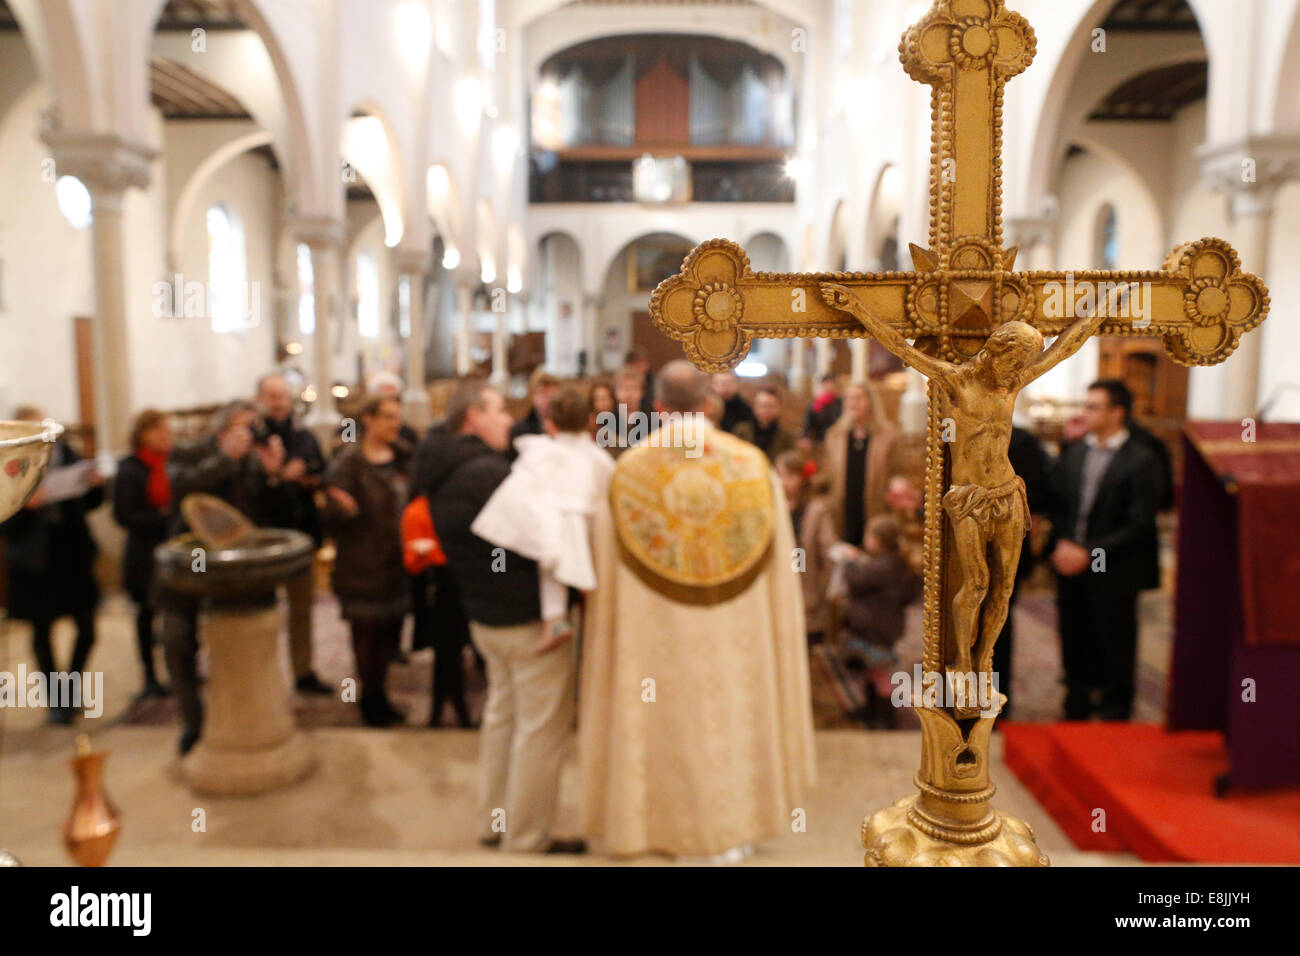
{"left": 1089, "top": 60, "right": 1208, "bottom": 121}
{"left": 156, "top": 0, "right": 247, "bottom": 31}
{"left": 150, "top": 57, "right": 250, "bottom": 119}
{"left": 1102, "top": 0, "right": 1200, "bottom": 32}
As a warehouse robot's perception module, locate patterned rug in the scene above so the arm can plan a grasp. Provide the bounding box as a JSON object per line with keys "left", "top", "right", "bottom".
{"left": 122, "top": 594, "right": 486, "bottom": 729}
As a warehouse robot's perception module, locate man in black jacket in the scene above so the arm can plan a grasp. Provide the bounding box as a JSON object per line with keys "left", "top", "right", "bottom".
{"left": 1049, "top": 379, "right": 1160, "bottom": 721}
{"left": 427, "top": 379, "right": 582, "bottom": 854}
{"left": 255, "top": 372, "right": 330, "bottom": 695}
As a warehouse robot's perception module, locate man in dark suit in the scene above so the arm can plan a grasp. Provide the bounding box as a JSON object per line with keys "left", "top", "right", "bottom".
{"left": 1049, "top": 379, "right": 1160, "bottom": 721}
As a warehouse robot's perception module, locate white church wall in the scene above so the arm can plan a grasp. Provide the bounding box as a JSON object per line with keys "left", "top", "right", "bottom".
{"left": 537, "top": 233, "right": 582, "bottom": 376}
{"left": 525, "top": 203, "right": 798, "bottom": 296}
{"left": 1166, "top": 100, "right": 1234, "bottom": 421}
{"left": 1026, "top": 146, "right": 1163, "bottom": 404}
{"left": 1259, "top": 179, "right": 1300, "bottom": 422}
{"left": 0, "top": 81, "right": 94, "bottom": 423}
{"left": 136, "top": 114, "right": 279, "bottom": 412}
{"left": 342, "top": 205, "right": 402, "bottom": 389}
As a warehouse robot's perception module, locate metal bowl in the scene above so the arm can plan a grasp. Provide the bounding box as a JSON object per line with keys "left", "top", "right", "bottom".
{"left": 0, "top": 420, "right": 63, "bottom": 523}
{"left": 154, "top": 527, "right": 315, "bottom": 598}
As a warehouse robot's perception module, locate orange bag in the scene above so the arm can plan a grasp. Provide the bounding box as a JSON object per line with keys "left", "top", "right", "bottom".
{"left": 401, "top": 495, "right": 447, "bottom": 574}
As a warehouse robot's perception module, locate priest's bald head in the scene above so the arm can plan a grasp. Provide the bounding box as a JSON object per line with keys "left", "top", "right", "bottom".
{"left": 654, "top": 360, "right": 712, "bottom": 415}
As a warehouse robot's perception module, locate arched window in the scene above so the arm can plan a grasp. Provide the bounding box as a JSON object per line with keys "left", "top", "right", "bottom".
{"left": 1096, "top": 204, "right": 1119, "bottom": 270}
{"left": 206, "top": 204, "right": 247, "bottom": 333}
{"left": 356, "top": 248, "right": 380, "bottom": 339}
{"left": 296, "top": 243, "right": 315, "bottom": 335}
{"left": 56, "top": 176, "right": 93, "bottom": 230}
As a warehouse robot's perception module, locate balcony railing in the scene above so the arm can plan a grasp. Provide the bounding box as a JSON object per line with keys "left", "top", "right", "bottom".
{"left": 530, "top": 151, "right": 794, "bottom": 203}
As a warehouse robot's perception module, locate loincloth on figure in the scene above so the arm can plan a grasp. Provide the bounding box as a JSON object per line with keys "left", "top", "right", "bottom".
{"left": 942, "top": 476, "right": 1030, "bottom": 533}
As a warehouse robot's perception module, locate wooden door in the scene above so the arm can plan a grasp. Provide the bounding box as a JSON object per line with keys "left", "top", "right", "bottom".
{"left": 74, "top": 316, "right": 96, "bottom": 455}
{"left": 632, "top": 311, "right": 681, "bottom": 373}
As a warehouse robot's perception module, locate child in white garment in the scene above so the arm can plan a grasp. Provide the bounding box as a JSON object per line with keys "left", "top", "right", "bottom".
{"left": 470, "top": 385, "right": 615, "bottom": 650}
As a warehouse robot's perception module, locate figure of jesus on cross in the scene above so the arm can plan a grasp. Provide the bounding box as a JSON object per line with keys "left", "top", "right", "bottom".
{"left": 820, "top": 285, "right": 1110, "bottom": 718}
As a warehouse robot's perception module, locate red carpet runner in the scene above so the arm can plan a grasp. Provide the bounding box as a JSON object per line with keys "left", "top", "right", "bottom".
{"left": 1001, "top": 723, "right": 1300, "bottom": 863}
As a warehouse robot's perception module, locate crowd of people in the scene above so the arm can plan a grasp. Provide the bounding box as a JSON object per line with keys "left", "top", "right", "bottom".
{"left": 1, "top": 350, "right": 1172, "bottom": 849}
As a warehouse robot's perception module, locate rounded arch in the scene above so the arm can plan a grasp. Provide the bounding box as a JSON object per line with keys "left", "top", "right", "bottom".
{"left": 342, "top": 102, "right": 408, "bottom": 248}
{"left": 143, "top": 0, "right": 317, "bottom": 208}
{"left": 740, "top": 231, "right": 791, "bottom": 272}
{"left": 6, "top": 0, "right": 95, "bottom": 130}
{"left": 600, "top": 230, "right": 696, "bottom": 287}
{"left": 168, "top": 129, "right": 273, "bottom": 272}
{"left": 865, "top": 164, "right": 903, "bottom": 271}
{"left": 534, "top": 228, "right": 584, "bottom": 285}
{"left": 586, "top": 224, "right": 706, "bottom": 293}
{"left": 601, "top": 231, "right": 697, "bottom": 374}
{"left": 1054, "top": 140, "right": 1164, "bottom": 270}
{"left": 534, "top": 230, "right": 585, "bottom": 373}
{"left": 1020, "top": 0, "right": 1207, "bottom": 220}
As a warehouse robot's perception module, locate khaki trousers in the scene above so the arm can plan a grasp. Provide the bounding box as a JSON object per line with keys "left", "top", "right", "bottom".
{"left": 470, "top": 620, "right": 575, "bottom": 853}
{"left": 284, "top": 568, "right": 314, "bottom": 680}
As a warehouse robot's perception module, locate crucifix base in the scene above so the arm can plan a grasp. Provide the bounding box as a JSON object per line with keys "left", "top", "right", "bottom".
{"left": 862, "top": 796, "right": 1047, "bottom": 867}
{"left": 861, "top": 694, "right": 1049, "bottom": 866}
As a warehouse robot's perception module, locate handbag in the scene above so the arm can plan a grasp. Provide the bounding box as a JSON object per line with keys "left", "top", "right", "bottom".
{"left": 401, "top": 494, "right": 447, "bottom": 574}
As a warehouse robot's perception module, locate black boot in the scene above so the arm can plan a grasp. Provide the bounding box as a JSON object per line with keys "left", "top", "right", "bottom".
{"left": 360, "top": 693, "right": 402, "bottom": 728}
{"left": 453, "top": 697, "right": 473, "bottom": 729}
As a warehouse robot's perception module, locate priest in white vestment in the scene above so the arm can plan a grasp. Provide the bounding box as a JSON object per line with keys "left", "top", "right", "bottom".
{"left": 579, "top": 360, "right": 816, "bottom": 859}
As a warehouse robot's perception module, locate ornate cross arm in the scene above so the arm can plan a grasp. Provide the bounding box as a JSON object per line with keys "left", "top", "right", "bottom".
{"left": 648, "top": 240, "right": 913, "bottom": 373}
{"left": 1016, "top": 239, "right": 1269, "bottom": 367}
{"left": 650, "top": 236, "right": 1269, "bottom": 373}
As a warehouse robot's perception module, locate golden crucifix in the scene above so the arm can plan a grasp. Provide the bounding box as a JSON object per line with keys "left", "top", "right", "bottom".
{"left": 649, "top": 0, "right": 1268, "bottom": 867}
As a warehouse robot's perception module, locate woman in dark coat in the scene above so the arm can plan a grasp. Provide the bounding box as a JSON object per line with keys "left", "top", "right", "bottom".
{"left": 0, "top": 407, "right": 104, "bottom": 724}
{"left": 324, "top": 396, "right": 410, "bottom": 727}
{"left": 112, "top": 409, "right": 174, "bottom": 699}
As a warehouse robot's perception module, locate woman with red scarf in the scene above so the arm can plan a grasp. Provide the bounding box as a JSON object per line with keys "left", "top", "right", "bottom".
{"left": 113, "top": 409, "right": 175, "bottom": 699}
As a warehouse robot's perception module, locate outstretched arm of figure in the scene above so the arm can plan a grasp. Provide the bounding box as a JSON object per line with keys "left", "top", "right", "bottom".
{"left": 1019, "top": 289, "right": 1115, "bottom": 386}
{"left": 820, "top": 283, "right": 955, "bottom": 382}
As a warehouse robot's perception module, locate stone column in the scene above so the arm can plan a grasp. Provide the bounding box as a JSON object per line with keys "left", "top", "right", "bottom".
{"left": 491, "top": 291, "right": 509, "bottom": 388}
{"left": 394, "top": 248, "right": 432, "bottom": 430}
{"left": 293, "top": 217, "right": 346, "bottom": 443}
{"left": 814, "top": 338, "right": 833, "bottom": 379}
{"left": 850, "top": 338, "right": 869, "bottom": 382}
{"left": 184, "top": 601, "right": 316, "bottom": 795}
{"left": 1199, "top": 138, "right": 1300, "bottom": 419}
{"left": 1004, "top": 212, "right": 1057, "bottom": 271}
{"left": 582, "top": 293, "right": 601, "bottom": 375}
{"left": 455, "top": 281, "right": 474, "bottom": 376}
{"left": 788, "top": 338, "right": 807, "bottom": 393}
{"left": 41, "top": 132, "right": 155, "bottom": 455}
